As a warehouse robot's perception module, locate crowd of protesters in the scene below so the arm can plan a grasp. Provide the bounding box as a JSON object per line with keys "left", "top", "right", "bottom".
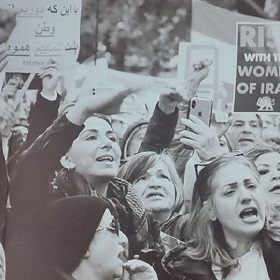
{"left": 0, "top": 6, "right": 280, "bottom": 280}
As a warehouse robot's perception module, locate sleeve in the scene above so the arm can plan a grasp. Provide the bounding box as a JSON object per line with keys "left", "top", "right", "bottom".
{"left": 7, "top": 92, "right": 61, "bottom": 177}
{"left": 139, "top": 102, "right": 179, "bottom": 153}
{"left": 9, "top": 114, "right": 84, "bottom": 211}
{"left": 25, "top": 91, "right": 60, "bottom": 147}
{"left": 168, "top": 109, "right": 194, "bottom": 180}
{"left": 0, "top": 138, "right": 8, "bottom": 241}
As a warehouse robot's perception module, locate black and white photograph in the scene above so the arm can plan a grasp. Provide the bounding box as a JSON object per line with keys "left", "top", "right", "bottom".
{"left": 0, "top": 0, "right": 280, "bottom": 279}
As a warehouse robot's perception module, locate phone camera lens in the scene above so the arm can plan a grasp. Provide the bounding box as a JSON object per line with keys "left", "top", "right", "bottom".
{"left": 192, "top": 100, "right": 196, "bottom": 108}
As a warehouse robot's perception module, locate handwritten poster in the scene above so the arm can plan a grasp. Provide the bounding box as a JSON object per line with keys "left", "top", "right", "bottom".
{"left": 234, "top": 23, "right": 280, "bottom": 113}
{"left": 0, "top": 0, "right": 81, "bottom": 72}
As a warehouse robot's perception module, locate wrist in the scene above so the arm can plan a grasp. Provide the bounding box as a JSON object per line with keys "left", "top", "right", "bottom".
{"left": 158, "top": 102, "right": 176, "bottom": 115}
{"left": 41, "top": 90, "right": 58, "bottom": 101}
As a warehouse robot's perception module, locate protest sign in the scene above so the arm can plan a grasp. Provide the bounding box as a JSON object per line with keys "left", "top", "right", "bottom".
{"left": 177, "top": 42, "right": 220, "bottom": 107}
{"left": 234, "top": 23, "right": 280, "bottom": 113}
{"left": 0, "top": 0, "right": 81, "bottom": 73}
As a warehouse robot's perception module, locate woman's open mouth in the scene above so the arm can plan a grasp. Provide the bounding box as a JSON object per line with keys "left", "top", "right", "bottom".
{"left": 269, "top": 184, "right": 280, "bottom": 194}
{"left": 239, "top": 206, "right": 259, "bottom": 223}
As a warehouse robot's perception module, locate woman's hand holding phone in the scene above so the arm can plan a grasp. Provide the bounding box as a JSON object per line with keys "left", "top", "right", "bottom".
{"left": 179, "top": 115, "right": 223, "bottom": 160}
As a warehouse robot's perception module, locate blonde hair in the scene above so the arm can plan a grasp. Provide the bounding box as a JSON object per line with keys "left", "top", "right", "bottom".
{"left": 185, "top": 155, "right": 261, "bottom": 273}
{"left": 118, "top": 149, "right": 184, "bottom": 213}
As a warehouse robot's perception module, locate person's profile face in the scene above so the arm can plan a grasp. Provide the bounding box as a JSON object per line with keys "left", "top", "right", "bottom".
{"left": 68, "top": 116, "right": 121, "bottom": 182}
{"left": 255, "top": 152, "right": 280, "bottom": 204}
{"left": 226, "top": 113, "right": 261, "bottom": 151}
{"left": 132, "top": 159, "right": 176, "bottom": 216}
{"left": 83, "top": 209, "right": 126, "bottom": 280}
{"left": 211, "top": 162, "right": 266, "bottom": 242}
{"left": 126, "top": 126, "right": 147, "bottom": 157}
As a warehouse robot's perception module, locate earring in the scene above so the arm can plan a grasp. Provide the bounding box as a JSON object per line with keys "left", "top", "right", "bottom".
{"left": 60, "top": 155, "right": 76, "bottom": 170}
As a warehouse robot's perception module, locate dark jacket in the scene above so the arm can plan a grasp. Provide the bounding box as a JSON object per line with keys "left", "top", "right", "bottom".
{"left": 161, "top": 212, "right": 189, "bottom": 242}
{"left": 162, "top": 234, "right": 280, "bottom": 280}
{"left": 0, "top": 137, "right": 8, "bottom": 242}
{"left": 139, "top": 102, "right": 179, "bottom": 153}
{"left": 5, "top": 113, "right": 164, "bottom": 280}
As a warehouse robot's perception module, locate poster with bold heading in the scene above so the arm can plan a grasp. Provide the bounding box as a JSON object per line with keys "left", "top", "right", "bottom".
{"left": 234, "top": 23, "right": 280, "bottom": 113}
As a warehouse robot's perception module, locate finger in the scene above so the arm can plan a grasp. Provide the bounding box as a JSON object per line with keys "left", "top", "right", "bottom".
{"left": 181, "top": 117, "right": 208, "bottom": 134}
{"left": 41, "top": 63, "right": 59, "bottom": 71}
{"left": 179, "top": 129, "right": 199, "bottom": 140}
{"left": 0, "top": 58, "right": 8, "bottom": 72}
{"left": 180, "top": 137, "right": 197, "bottom": 149}
{"left": 40, "top": 69, "right": 61, "bottom": 79}
{"left": 6, "top": 78, "right": 18, "bottom": 86}
{"left": 48, "top": 58, "right": 59, "bottom": 65}
{"left": 0, "top": 48, "right": 8, "bottom": 61}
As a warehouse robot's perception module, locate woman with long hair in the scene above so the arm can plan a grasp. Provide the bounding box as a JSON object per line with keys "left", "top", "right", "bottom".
{"left": 246, "top": 143, "right": 280, "bottom": 205}
{"left": 163, "top": 153, "right": 280, "bottom": 280}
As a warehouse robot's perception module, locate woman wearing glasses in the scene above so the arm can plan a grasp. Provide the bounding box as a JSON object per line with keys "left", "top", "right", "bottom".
{"left": 23, "top": 196, "right": 158, "bottom": 280}
{"left": 163, "top": 153, "right": 280, "bottom": 280}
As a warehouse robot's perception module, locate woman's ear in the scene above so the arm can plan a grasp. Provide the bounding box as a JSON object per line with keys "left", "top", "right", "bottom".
{"left": 60, "top": 154, "right": 76, "bottom": 170}
{"left": 83, "top": 250, "right": 90, "bottom": 259}
{"left": 203, "top": 200, "right": 217, "bottom": 221}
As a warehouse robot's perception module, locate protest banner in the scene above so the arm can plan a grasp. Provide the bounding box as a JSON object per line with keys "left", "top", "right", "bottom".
{"left": 0, "top": 0, "right": 81, "bottom": 73}
{"left": 234, "top": 22, "right": 280, "bottom": 113}
{"left": 191, "top": 0, "right": 271, "bottom": 113}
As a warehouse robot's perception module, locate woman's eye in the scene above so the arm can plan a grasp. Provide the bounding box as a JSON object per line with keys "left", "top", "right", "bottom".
{"left": 86, "top": 135, "right": 97, "bottom": 141}
{"left": 135, "top": 176, "right": 147, "bottom": 182}
{"left": 258, "top": 169, "right": 269, "bottom": 176}
{"left": 109, "top": 136, "right": 117, "bottom": 142}
{"left": 160, "top": 174, "right": 170, "bottom": 180}
{"left": 247, "top": 184, "right": 257, "bottom": 190}
{"left": 224, "top": 190, "right": 235, "bottom": 196}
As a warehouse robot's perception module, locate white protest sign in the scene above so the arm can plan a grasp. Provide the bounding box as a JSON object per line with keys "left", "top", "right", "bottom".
{"left": 0, "top": 0, "right": 81, "bottom": 72}
{"left": 81, "top": 66, "right": 176, "bottom": 98}
{"left": 177, "top": 42, "right": 219, "bottom": 100}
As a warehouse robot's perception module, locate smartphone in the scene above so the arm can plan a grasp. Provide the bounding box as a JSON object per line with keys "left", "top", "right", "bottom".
{"left": 187, "top": 97, "right": 213, "bottom": 126}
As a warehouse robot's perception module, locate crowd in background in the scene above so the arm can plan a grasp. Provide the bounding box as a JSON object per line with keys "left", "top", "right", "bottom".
{"left": 1, "top": 3, "right": 280, "bottom": 280}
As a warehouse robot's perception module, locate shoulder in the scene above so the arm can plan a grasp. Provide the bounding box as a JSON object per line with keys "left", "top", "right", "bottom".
{"left": 163, "top": 246, "right": 215, "bottom": 280}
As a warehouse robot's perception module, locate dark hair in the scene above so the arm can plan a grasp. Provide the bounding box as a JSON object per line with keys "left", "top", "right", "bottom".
{"left": 90, "top": 113, "right": 112, "bottom": 127}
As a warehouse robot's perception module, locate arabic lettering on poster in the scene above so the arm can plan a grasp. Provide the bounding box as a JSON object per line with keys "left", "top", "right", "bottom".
{"left": 47, "top": 4, "right": 79, "bottom": 16}
{"left": 6, "top": 44, "right": 31, "bottom": 56}
{"left": 6, "top": 4, "right": 79, "bottom": 17}
{"left": 35, "top": 22, "right": 55, "bottom": 37}
{"left": 17, "top": 6, "right": 45, "bottom": 18}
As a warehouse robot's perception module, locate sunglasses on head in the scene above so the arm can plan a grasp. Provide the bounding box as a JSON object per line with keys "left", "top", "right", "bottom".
{"left": 194, "top": 150, "right": 244, "bottom": 178}
{"left": 96, "top": 215, "right": 120, "bottom": 236}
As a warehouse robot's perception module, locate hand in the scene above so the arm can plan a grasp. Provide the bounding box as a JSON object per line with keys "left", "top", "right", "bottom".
{"left": 66, "top": 89, "right": 134, "bottom": 126}
{"left": 123, "top": 259, "right": 157, "bottom": 280}
{"left": 210, "top": 110, "right": 231, "bottom": 138}
{"left": 1, "top": 78, "right": 20, "bottom": 101}
{"left": 0, "top": 8, "right": 16, "bottom": 44}
{"left": 186, "top": 59, "right": 212, "bottom": 98}
{"left": 0, "top": 98, "right": 15, "bottom": 124}
{"left": 158, "top": 88, "right": 184, "bottom": 114}
{"left": 179, "top": 115, "right": 223, "bottom": 160}
{"left": 39, "top": 59, "right": 61, "bottom": 96}
{"left": 0, "top": 99, "right": 17, "bottom": 134}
